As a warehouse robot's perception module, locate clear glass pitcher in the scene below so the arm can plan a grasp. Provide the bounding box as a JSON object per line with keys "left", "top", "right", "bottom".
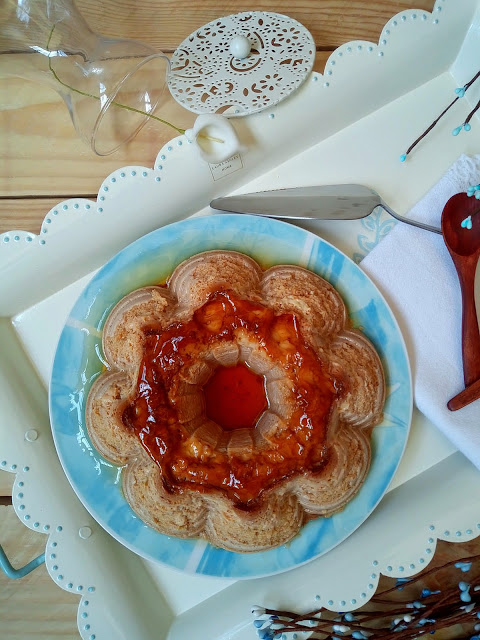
{"left": 0, "top": 0, "right": 170, "bottom": 155}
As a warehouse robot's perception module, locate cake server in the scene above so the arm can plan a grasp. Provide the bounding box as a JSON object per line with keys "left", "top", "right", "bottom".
{"left": 210, "top": 184, "right": 442, "bottom": 234}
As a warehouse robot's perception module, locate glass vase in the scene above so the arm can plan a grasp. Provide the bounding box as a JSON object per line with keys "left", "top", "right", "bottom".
{"left": 0, "top": 0, "right": 170, "bottom": 155}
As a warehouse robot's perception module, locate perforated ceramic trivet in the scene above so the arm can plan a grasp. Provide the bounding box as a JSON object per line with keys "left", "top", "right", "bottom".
{"left": 167, "top": 11, "right": 316, "bottom": 117}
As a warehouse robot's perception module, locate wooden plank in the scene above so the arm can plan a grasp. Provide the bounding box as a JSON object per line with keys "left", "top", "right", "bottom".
{"left": 0, "top": 199, "right": 70, "bottom": 236}
{"left": 0, "top": 505, "right": 79, "bottom": 639}
{"left": 75, "top": 0, "right": 435, "bottom": 51}
{"left": 0, "top": 74, "right": 196, "bottom": 198}
{"left": 0, "top": 51, "right": 331, "bottom": 201}
{"left": 0, "top": 469, "right": 14, "bottom": 497}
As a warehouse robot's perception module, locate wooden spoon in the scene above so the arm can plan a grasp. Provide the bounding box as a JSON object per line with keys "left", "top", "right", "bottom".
{"left": 441, "top": 192, "right": 480, "bottom": 410}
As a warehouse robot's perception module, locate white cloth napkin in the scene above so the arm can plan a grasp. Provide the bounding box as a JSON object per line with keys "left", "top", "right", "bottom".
{"left": 361, "top": 154, "right": 480, "bottom": 470}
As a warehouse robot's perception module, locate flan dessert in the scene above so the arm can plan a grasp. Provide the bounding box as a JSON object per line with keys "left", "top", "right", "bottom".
{"left": 86, "top": 250, "right": 385, "bottom": 552}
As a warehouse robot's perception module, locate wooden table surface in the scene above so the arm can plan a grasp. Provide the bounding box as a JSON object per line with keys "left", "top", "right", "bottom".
{"left": 2, "top": 1, "right": 478, "bottom": 638}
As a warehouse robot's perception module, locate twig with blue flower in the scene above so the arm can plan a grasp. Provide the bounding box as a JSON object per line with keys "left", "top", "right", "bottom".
{"left": 400, "top": 70, "right": 480, "bottom": 162}
{"left": 461, "top": 183, "right": 480, "bottom": 230}
{"left": 251, "top": 551, "right": 480, "bottom": 640}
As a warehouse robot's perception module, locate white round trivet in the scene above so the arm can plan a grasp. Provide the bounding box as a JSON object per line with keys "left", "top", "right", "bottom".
{"left": 167, "top": 11, "right": 316, "bottom": 117}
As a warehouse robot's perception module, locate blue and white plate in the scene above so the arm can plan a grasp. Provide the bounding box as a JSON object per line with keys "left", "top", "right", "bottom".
{"left": 49, "top": 214, "right": 412, "bottom": 579}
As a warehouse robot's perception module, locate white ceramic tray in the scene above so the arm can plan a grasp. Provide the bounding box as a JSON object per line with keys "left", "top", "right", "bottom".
{"left": 1, "top": 1, "right": 480, "bottom": 638}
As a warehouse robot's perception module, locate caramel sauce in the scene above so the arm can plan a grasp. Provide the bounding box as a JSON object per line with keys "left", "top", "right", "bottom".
{"left": 122, "top": 290, "right": 337, "bottom": 509}
{"left": 205, "top": 363, "right": 267, "bottom": 430}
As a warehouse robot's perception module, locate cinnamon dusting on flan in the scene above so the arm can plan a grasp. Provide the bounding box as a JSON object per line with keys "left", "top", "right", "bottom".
{"left": 121, "top": 290, "right": 336, "bottom": 509}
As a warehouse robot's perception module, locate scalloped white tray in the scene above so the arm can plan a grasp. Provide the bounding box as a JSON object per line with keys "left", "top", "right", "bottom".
{"left": 1, "top": 2, "right": 480, "bottom": 639}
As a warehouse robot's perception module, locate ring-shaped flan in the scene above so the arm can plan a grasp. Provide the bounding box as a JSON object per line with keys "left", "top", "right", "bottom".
{"left": 86, "top": 250, "right": 385, "bottom": 552}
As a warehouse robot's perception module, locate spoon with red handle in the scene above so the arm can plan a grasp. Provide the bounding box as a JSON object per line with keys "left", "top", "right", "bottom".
{"left": 441, "top": 192, "right": 480, "bottom": 410}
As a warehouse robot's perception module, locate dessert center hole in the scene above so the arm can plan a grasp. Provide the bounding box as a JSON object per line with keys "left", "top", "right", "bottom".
{"left": 204, "top": 363, "right": 267, "bottom": 430}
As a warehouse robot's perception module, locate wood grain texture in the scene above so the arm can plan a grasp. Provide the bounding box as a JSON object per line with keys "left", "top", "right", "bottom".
{"left": 0, "top": 73, "right": 197, "bottom": 198}
{"left": 448, "top": 375, "right": 480, "bottom": 411}
{"left": 1, "top": 54, "right": 335, "bottom": 201}
{"left": 441, "top": 193, "right": 480, "bottom": 394}
{"left": 0, "top": 506, "right": 79, "bottom": 639}
{"left": 0, "top": 469, "right": 14, "bottom": 497}
{"left": 75, "top": 0, "right": 436, "bottom": 51}
{"left": 0, "top": 0, "right": 436, "bottom": 204}
{"left": 0, "top": 199, "right": 73, "bottom": 235}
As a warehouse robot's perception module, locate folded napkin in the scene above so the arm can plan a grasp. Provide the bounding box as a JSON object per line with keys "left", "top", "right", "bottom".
{"left": 361, "top": 154, "right": 480, "bottom": 470}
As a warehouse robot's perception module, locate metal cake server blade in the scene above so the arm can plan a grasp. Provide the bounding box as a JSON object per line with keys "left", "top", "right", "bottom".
{"left": 210, "top": 184, "right": 442, "bottom": 234}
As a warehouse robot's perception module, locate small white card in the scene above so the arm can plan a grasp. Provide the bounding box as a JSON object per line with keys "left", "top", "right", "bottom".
{"left": 209, "top": 154, "right": 243, "bottom": 180}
